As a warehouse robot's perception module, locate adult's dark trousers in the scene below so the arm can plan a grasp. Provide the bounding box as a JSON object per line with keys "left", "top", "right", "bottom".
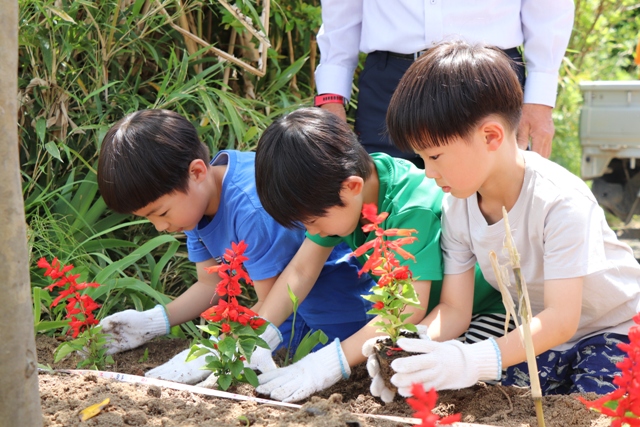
{"left": 354, "top": 48, "right": 526, "bottom": 168}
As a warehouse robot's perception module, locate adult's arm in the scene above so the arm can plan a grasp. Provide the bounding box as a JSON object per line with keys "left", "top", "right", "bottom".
{"left": 315, "top": 0, "right": 362, "bottom": 100}
{"left": 518, "top": 0, "right": 574, "bottom": 157}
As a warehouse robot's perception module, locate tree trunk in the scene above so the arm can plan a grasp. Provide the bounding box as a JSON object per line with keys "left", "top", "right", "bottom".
{"left": 0, "top": 0, "right": 43, "bottom": 425}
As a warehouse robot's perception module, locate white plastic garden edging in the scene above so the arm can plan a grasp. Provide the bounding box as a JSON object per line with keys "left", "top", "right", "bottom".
{"left": 62, "top": 369, "right": 497, "bottom": 426}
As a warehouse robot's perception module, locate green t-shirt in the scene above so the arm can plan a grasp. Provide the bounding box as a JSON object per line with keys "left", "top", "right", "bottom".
{"left": 306, "top": 153, "right": 504, "bottom": 315}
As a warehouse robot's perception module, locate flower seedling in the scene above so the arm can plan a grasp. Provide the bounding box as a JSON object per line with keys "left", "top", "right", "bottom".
{"left": 352, "top": 203, "right": 421, "bottom": 344}
{"left": 579, "top": 313, "right": 640, "bottom": 426}
{"left": 187, "top": 240, "right": 269, "bottom": 390}
{"left": 37, "top": 257, "right": 113, "bottom": 370}
{"left": 282, "top": 284, "right": 328, "bottom": 366}
{"left": 407, "top": 383, "right": 461, "bottom": 426}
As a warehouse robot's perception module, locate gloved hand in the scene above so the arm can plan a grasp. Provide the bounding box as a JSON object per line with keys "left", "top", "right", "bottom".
{"left": 361, "top": 325, "right": 430, "bottom": 403}
{"left": 391, "top": 337, "right": 502, "bottom": 396}
{"left": 146, "top": 342, "right": 215, "bottom": 384}
{"left": 246, "top": 322, "right": 282, "bottom": 373}
{"left": 195, "top": 371, "right": 219, "bottom": 388}
{"left": 256, "top": 338, "right": 350, "bottom": 402}
{"left": 100, "top": 305, "right": 170, "bottom": 355}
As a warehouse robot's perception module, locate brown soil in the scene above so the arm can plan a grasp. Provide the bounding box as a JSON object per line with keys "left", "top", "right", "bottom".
{"left": 36, "top": 335, "right": 612, "bottom": 427}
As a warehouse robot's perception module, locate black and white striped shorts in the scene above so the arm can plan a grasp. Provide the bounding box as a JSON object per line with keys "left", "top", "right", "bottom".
{"left": 458, "top": 313, "right": 516, "bottom": 344}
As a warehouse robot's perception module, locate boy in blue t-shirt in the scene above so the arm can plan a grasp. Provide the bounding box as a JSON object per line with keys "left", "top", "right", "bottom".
{"left": 95, "top": 109, "right": 375, "bottom": 385}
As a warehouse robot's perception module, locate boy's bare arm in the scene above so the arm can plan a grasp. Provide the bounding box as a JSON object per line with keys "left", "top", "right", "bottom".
{"left": 257, "top": 237, "right": 334, "bottom": 327}
{"left": 164, "top": 258, "right": 220, "bottom": 326}
{"left": 342, "top": 279, "right": 431, "bottom": 365}
{"left": 250, "top": 276, "right": 278, "bottom": 313}
{"left": 421, "top": 268, "right": 476, "bottom": 341}
{"left": 497, "top": 276, "right": 583, "bottom": 368}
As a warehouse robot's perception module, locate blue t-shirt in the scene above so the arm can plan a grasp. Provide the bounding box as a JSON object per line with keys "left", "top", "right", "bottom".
{"left": 185, "top": 150, "right": 375, "bottom": 327}
{"left": 185, "top": 150, "right": 303, "bottom": 281}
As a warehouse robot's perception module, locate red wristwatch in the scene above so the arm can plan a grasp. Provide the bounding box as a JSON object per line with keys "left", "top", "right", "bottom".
{"left": 314, "top": 94, "right": 347, "bottom": 107}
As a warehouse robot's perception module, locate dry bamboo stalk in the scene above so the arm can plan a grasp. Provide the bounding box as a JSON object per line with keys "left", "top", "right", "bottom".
{"left": 175, "top": 0, "right": 202, "bottom": 73}
{"left": 219, "top": 0, "right": 270, "bottom": 48}
{"left": 286, "top": 30, "right": 299, "bottom": 92}
{"left": 488, "top": 207, "right": 545, "bottom": 427}
{"left": 106, "top": 0, "right": 122, "bottom": 64}
{"left": 309, "top": 35, "right": 317, "bottom": 92}
{"left": 258, "top": 0, "right": 270, "bottom": 72}
{"left": 489, "top": 251, "right": 520, "bottom": 336}
{"left": 222, "top": 28, "right": 238, "bottom": 91}
{"left": 155, "top": 0, "right": 270, "bottom": 77}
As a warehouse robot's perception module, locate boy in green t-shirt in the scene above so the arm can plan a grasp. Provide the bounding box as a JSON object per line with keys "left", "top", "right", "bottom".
{"left": 252, "top": 107, "right": 507, "bottom": 402}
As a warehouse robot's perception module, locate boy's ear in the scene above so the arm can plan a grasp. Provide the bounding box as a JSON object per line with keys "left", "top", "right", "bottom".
{"left": 341, "top": 176, "right": 364, "bottom": 196}
{"left": 481, "top": 119, "right": 505, "bottom": 152}
{"left": 189, "top": 159, "right": 208, "bottom": 183}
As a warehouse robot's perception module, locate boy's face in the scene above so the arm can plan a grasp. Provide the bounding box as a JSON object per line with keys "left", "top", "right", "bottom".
{"left": 415, "top": 133, "right": 489, "bottom": 199}
{"left": 133, "top": 184, "right": 206, "bottom": 233}
{"left": 302, "top": 186, "right": 363, "bottom": 238}
{"left": 303, "top": 203, "right": 362, "bottom": 238}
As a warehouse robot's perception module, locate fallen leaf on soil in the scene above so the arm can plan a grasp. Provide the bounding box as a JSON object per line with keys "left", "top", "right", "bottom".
{"left": 78, "top": 397, "right": 110, "bottom": 421}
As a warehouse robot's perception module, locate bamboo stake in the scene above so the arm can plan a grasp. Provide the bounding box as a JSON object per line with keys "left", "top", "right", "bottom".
{"left": 489, "top": 206, "right": 545, "bottom": 427}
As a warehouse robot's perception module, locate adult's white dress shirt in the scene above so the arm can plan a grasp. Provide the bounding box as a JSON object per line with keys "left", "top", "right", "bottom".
{"left": 315, "top": 0, "right": 574, "bottom": 108}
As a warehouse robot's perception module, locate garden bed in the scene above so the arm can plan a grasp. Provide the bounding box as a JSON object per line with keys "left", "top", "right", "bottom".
{"left": 37, "top": 335, "right": 611, "bottom": 426}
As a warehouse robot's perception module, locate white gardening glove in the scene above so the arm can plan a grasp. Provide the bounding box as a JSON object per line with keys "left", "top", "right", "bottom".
{"left": 246, "top": 322, "right": 282, "bottom": 373}
{"left": 99, "top": 305, "right": 169, "bottom": 355}
{"left": 146, "top": 341, "right": 216, "bottom": 384}
{"left": 256, "top": 338, "right": 350, "bottom": 402}
{"left": 195, "top": 371, "right": 219, "bottom": 389}
{"left": 391, "top": 337, "right": 502, "bottom": 396}
{"left": 361, "top": 325, "right": 430, "bottom": 403}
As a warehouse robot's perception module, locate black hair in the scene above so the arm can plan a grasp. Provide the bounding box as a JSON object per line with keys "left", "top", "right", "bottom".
{"left": 255, "top": 107, "right": 372, "bottom": 228}
{"left": 387, "top": 40, "right": 523, "bottom": 151}
{"left": 97, "top": 109, "right": 209, "bottom": 214}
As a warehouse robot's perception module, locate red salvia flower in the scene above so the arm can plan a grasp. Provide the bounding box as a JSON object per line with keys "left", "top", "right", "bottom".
{"left": 38, "top": 257, "right": 101, "bottom": 338}
{"left": 249, "top": 317, "right": 266, "bottom": 329}
{"left": 196, "top": 241, "right": 270, "bottom": 390}
{"left": 579, "top": 314, "right": 640, "bottom": 424}
{"left": 351, "top": 204, "right": 421, "bottom": 343}
{"left": 361, "top": 203, "right": 389, "bottom": 227}
{"left": 407, "top": 383, "right": 461, "bottom": 426}
{"left": 201, "top": 241, "right": 263, "bottom": 331}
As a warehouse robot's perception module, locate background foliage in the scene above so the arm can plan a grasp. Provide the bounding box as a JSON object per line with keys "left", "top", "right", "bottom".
{"left": 19, "top": 0, "right": 640, "bottom": 338}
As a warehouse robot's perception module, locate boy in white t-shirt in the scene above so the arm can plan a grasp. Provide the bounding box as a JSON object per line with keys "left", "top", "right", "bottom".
{"left": 374, "top": 40, "right": 640, "bottom": 397}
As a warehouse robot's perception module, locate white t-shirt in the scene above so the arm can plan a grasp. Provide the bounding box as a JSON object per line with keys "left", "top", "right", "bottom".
{"left": 442, "top": 150, "right": 640, "bottom": 350}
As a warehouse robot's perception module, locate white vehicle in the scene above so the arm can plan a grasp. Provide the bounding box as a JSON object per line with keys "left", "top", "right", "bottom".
{"left": 580, "top": 81, "right": 640, "bottom": 223}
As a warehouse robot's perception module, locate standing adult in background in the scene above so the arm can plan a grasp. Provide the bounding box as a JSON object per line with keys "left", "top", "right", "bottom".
{"left": 313, "top": 0, "right": 575, "bottom": 167}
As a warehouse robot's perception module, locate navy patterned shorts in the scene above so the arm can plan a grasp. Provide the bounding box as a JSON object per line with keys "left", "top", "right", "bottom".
{"left": 501, "top": 332, "right": 629, "bottom": 395}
